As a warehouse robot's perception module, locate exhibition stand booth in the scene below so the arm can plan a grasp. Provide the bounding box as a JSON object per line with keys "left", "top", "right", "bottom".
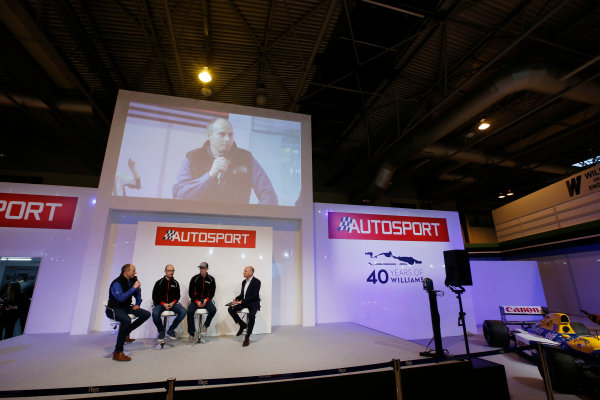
{"left": 0, "top": 91, "right": 567, "bottom": 399}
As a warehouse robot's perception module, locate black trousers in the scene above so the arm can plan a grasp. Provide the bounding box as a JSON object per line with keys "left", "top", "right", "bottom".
{"left": 227, "top": 304, "right": 259, "bottom": 335}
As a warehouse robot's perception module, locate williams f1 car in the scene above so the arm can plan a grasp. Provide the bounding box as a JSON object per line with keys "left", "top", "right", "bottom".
{"left": 483, "top": 306, "right": 600, "bottom": 394}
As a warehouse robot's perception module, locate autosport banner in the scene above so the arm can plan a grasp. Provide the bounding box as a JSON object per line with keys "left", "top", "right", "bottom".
{"left": 0, "top": 192, "right": 78, "bottom": 229}
{"left": 328, "top": 212, "right": 449, "bottom": 242}
{"left": 155, "top": 226, "right": 256, "bottom": 248}
{"left": 315, "top": 203, "right": 475, "bottom": 340}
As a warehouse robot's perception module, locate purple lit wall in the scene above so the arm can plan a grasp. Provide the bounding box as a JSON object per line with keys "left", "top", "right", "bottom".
{"left": 0, "top": 183, "right": 97, "bottom": 334}
{"left": 469, "top": 260, "right": 545, "bottom": 329}
{"left": 314, "top": 202, "right": 476, "bottom": 340}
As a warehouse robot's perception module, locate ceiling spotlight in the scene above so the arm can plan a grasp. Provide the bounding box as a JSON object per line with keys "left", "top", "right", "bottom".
{"left": 506, "top": 189, "right": 514, "bottom": 196}
{"left": 498, "top": 192, "right": 506, "bottom": 199}
{"left": 255, "top": 84, "right": 267, "bottom": 106}
{"left": 198, "top": 67, "right": 212, "bottom": 83}
{"left": 478, "top": 118, "right": 490, "bottom": 130}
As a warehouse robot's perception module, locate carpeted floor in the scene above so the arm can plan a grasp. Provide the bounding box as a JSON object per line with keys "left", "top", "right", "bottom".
{"left": 0, "top": 322, "right": 423, "bottom": 398}
{"left": 0, "top": 322, "right": 592, "bottom": 400}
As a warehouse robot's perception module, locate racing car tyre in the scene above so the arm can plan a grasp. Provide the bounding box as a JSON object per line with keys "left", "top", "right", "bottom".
{"left": 537, "top": 346, "right": 581, "bottom": 394}
{"left": 570, "top": 321, "right": 591, "bottom": 336}
{"left": 482, "top": 320, "right": 510, "bottom": 348}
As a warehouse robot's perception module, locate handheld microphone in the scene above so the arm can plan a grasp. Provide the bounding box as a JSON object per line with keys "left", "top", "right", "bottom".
{"left": 131, "top": 276, "right": 138, "bottom": 283}
{"left": 215, "top": 155, "right": 228, "bottom": 185}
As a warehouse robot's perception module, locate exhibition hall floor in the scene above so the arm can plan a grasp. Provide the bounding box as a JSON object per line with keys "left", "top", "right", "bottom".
{"left": 0, "top": 322, "right": 591, "bottom": 400}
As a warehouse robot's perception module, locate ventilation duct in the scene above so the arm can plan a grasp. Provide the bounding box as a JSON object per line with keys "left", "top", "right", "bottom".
{"left": 365, "top": 64, "right": 600, "bottom": 198}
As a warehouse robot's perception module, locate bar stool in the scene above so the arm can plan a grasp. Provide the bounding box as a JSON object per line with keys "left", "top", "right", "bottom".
{"left": 192, "top": 308, "right": 209, "bottom": 345}
{"left": 103, "top": 300, "right": 136, "bottom": 336}
{"left": 156, "top": 309, "right": 176, "bottom": 350}
{"left": 237, "top": 308, "right": 257, "bottom": 342}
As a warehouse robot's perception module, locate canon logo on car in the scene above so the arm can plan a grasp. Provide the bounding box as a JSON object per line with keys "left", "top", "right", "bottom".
{"left": 502, "top": 306, "right": 544, "bottom": 314}
{"left": 0, "top": 193, "right": 78, "bottom": 229}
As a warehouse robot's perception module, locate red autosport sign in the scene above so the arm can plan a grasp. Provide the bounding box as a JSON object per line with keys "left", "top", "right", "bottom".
{"left": 0, "top": 193, "right": 78, "bottom": 229}
{"left": 328, "top": 212, "right": 449, "bottom": 242}
{"left": 155, "top": 227, "right": 256, "bottom": 248}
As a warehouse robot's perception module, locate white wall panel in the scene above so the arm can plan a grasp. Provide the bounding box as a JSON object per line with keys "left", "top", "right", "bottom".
{"left": 314, "top": 202, "right": 476, "bottom": 340}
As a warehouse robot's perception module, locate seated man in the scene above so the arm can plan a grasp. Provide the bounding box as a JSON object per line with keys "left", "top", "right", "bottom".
{"left": 227, "top": 266, "right": 261, "bottom": 347}
{"left": 187, "top": 262, "right": 217, "bottom": 340}
{"left": 106, "top": 264, "right": 150, "bottom": 361}
{"left": 151, "top": 264, "right": 186, "bottom": 341}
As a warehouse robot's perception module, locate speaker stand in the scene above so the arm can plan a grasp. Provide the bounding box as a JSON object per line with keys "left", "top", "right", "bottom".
{"left": 447, "top": 285, "right": 470, "bottom": 356}
{"left": 421, "top": 278, "right": 445, "bottom": 359}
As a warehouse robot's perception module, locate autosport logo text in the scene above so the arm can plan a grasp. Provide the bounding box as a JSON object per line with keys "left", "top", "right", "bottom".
{"left": 155, "top": 227, "right": 256, "bottom": 248}
{"left": 328, "top": 212, "right": 449, "bottom": 242}
{"left": 0, "top": 193, "right": 78, "bottom": 229}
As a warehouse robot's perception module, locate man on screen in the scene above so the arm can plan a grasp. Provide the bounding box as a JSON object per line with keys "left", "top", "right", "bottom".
{"left": 172, "top": 118, "right": 278, "bottom": 205}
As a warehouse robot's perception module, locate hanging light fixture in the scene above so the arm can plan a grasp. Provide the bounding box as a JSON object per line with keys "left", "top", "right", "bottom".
{"left": 478, "top": 118, "right": 490, "bottom": 130}
{"left": 255, "top": 83, "right": 267, "bottom": 106}
{"left": 498, "top": 192, "right": 506, "bottom": 199}
{"left": 506, "top": 189, "right": 514, "bottom": 196}
{"left": 198, "top": 67, "right": 212, "bottom": 83}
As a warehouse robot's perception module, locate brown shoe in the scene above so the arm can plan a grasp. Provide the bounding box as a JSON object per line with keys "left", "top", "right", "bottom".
{"left": 124, "top": 335, "right": 135, "bottom": 343}
{"left": 242, "top": 335, "right": 250, "bottom": 347}
{"left": 236, "top": 321, "right": 248, "bottom": 336}
{"left": 112, "top": 352, "right": 131, "bottom": 361}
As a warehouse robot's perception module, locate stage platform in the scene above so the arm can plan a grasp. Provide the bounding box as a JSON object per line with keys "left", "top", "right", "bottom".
{"left": 0, "top": 322, "right": 589, "bottom": 400}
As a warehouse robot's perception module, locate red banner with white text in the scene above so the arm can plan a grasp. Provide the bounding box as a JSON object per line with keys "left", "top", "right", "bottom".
{"left": 328, "top": 212, "right": 449, "bottom": 242}
{"left": 0, "top": 193, "right": 78, "bottom": 229}
{"left": 155, "top": 226, "right": 257, "bottom": 248}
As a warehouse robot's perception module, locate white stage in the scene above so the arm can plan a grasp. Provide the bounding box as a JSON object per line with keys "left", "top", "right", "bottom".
{"left": 0, "top": 322, "right": 591, "bottom": 400}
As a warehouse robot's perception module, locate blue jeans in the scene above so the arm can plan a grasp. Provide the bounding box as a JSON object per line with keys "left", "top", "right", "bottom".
{"left": 152, "top": 303, "right": 186, "bottom": 334}
{"left": 106, "top": 306, "right": 150, "bottom": 353}
{"left": 187, "top": 300, "right": 217, "bottom": 335}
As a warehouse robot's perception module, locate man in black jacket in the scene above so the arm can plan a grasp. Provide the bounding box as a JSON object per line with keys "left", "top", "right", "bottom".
{"left": 187, "top": 262, "right": 217, "bottom": 339}
{"left": 227, "top": 266, "right": 261, "bottom": 347}
{"left": 151, "top": 264, "right": 186, "bottom": 341}
{"left": 106, "top": 264, "right": 150, "bottom": 361}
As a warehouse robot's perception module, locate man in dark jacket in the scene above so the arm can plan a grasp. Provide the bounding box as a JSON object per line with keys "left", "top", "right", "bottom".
{"left": 106, "top": 264, "right": 150, "bottom": 361}
{"left": 151, "top": 264, "right": 186, "bottom": 341}
{"left": 187, "top": 262, "right": 217, "bottom": 339}
{"left": 227, "top": 266, "right": 261, "bottom": 347}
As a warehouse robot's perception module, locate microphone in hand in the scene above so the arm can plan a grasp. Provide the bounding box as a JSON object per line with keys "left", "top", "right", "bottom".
{"left": 213, "top": 156, "right": 229, "bottom": 185}
{"left": 131, "top": 276, "right": 140, "bottom": 289}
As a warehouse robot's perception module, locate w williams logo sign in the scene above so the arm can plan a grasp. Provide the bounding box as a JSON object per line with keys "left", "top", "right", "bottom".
{"left": 329, "top": 212, "right": 449, "bottom": 242}
{"left": 565, "top": 165, "right": 600, "bottom": 197}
